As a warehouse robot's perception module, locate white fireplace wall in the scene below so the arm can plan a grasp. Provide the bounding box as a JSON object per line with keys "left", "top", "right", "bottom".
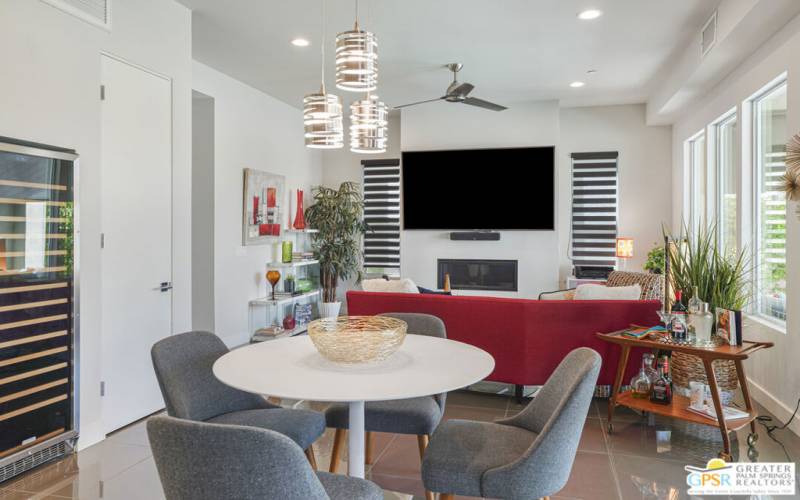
{"left": 400, "top": 100, "right": 561, "bottom": 298}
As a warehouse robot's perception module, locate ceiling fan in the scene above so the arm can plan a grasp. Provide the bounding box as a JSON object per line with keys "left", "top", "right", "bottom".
{"left": 394, "top": 63, "right": 507, "bottom": 111}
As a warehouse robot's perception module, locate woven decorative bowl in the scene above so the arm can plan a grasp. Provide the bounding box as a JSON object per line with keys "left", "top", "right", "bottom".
{"left": 308, "top": 315, "right": 408, "bottom": 364}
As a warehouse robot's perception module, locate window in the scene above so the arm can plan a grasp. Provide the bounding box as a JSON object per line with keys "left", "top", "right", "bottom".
{"left": 570, "top": 152, "right": 619, "bottom": 268}
{"left": 362, "top": 159, "right": 400, "bottom": 277}
{"left": 752, "top": 81, "right": 787, "bottom": 323}
{"left": 687, "top": 131, "right": 707, "bottom": 229}
{"left": 715, "top": 112, "right": 738, "bottom": 254}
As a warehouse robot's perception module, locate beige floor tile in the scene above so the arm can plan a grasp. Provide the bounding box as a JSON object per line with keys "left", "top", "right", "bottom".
{"left": 555, "top": 451, "right": 620, "bottom": 500}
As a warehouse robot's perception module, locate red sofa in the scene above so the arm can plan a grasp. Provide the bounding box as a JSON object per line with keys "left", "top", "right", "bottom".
{"left": 347, "top": 291, "right": 660, "bottom": 387}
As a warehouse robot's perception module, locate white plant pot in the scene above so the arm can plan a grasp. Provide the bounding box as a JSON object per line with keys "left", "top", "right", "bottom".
{"left": 319, "top": 301, "right": 342, "bottom": 319}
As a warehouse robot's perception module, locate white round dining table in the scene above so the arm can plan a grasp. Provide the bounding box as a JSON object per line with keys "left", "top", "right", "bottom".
{"left": 213, "top": 334, "right": 495, "bottom": 478}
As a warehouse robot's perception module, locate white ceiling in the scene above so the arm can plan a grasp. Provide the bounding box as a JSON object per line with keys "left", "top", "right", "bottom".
{"left": 178, "top": 0, "right": 717, "bottom": 111}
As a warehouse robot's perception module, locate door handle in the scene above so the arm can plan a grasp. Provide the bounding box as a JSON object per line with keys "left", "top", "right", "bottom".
{"left": 157, "top": 282, "right": 173, "bottom": 292}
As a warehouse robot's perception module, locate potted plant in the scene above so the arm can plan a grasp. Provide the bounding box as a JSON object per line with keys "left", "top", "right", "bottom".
{"left": 643, "top": 244, "right": 665, "bottom": 274}
{"left": 304, "top": 182, "right": 368, "bottom": 318}
{"left": 666, "top": 222, "right": 751, "bottom": 401}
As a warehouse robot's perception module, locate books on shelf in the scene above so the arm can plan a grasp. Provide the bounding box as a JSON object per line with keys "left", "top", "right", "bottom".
{"left": 686, "top": 403, "right": 750, "bottom": 421}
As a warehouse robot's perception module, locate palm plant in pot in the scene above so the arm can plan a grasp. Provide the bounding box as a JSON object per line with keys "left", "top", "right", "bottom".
{"left": 304, "top": 182, "right": 368, "bottom": 318}
{"left": 666, "top": 222, "right": 751, "bottom": 402}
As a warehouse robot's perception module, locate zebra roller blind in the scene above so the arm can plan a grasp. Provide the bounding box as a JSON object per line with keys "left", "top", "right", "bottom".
{"left": 570, "top": 152, "right": 619, "bottom": 267}
{"left": 362, "top": 159, "right": 400, "bottom": 275}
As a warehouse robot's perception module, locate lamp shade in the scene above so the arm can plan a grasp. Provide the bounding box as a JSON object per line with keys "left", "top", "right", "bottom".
{"left": 350, "top": 94, "right": 388, "bottom": 153}
{"left": 335, "top": 23, "right": 378, "bottom": 92}
{"left": 616, "top": 237, "right": 634, "bottom": 259}
{"left": 303, "top": 91, "right": 343, "bottom": 149}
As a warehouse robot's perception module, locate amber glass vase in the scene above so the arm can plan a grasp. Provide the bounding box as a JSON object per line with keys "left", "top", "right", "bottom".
{"left": 266, "top": 269, "right": 281, "bottom": 301}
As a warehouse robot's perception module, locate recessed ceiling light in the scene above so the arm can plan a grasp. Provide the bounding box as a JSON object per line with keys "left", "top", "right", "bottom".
{"left": 291, "top": 37, "right": 310, "bottom": 47}
{"left": 577, "top": 9, "right": 603, "bottom": 20}
{"left": 570, "top": 81, "right": 586, "bottom": 88}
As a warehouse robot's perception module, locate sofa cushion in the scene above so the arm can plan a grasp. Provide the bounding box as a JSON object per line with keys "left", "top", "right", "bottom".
{"left": 539, "top": 289, "right": 576, "bottom": 300}
{"left": 574, "top": 283, "right": 641, "bottom": 301}
{"left": 361, "top": 278, "right": 420, "bottom": 294}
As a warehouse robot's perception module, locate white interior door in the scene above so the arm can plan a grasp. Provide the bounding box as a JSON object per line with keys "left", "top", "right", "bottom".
{"left": 101, "top": 54, "right": 173, "bottom": 433}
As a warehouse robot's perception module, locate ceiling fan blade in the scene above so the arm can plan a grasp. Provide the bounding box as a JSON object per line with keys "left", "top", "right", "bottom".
{"left": 463, "top": 97, "right": 507, "bottom": 111}
{"left": 393, "top": 97, "right": 445, "bottom": 109}
{"left": 448, "top": 82, "right": 474, "bottom": 97}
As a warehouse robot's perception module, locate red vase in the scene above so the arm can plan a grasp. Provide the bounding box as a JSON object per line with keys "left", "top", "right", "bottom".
{"left": 293, "top": 189, "right": 306, "bottom": 230}
{"left": 283, "top": 315, "right": 296, "bottom": 330}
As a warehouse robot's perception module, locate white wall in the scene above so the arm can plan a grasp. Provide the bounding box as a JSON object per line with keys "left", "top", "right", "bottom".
{"left": 399, "top": 101, "right": 561, "bottom": 297}
{"left": 192, "top": 62, "right": 323, "bottom": 346}
{"left": 322, "top": 113, "right": 402, "bottom": 187}
{"left": 671, "top": 13, "right": 800, "bottom": 433}
{"left": 559, "top": 105, "right": 673, "bottom": 280}
{"left": 192, "top": 92, "right": 215, "bottom": 332}
{"left": 0, "top": 0, "right": 192, "bottom": 448}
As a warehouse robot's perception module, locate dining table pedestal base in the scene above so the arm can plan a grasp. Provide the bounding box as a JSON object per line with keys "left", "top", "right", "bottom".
{"left": 348, "top": 401, "right": 366, "bottom": 478}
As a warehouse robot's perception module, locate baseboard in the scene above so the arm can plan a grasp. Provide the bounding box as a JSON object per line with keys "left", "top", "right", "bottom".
{"left": 747, "top": 377, "right": 800, "bottom": 437}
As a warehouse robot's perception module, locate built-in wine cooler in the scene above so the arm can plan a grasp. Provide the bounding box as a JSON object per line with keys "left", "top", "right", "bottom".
{"left": 0, "top": 137, "right": 77, "bottom": 483}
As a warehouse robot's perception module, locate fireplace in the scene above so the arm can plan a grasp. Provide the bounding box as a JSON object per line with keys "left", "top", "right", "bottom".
{"left": 437, "top": 259, "right": 518, "bottom": 292}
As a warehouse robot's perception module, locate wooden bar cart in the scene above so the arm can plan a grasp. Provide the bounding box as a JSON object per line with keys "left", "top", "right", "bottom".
{"left": 597, "top": 329, "right": 773, "bottom": 460}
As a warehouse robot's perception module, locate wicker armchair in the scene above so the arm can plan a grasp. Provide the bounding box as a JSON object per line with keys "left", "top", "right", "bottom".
{"left": 605, "top": 271, "right": 664, "bottom": 303}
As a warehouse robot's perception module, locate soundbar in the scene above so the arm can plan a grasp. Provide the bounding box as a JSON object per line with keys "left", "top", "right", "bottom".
{"left": 449, "top": 231, "right": 501, "bottom": 241}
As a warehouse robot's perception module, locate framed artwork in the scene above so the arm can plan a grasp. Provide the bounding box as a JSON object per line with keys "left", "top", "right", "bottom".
{"left": 242, "top": 168, "right": 285, "bottom": 245}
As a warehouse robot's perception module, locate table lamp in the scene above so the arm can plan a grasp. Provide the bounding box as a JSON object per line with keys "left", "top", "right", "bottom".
{"left": 615, "top": 237, "right": 633, "bottom": 270}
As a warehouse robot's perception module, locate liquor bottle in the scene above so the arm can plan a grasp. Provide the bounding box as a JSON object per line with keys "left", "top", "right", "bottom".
{"left": 660, "top": 354, "right": 673, "bottom": 391}
{"left": 670, "top": 290, "right": 688, "bottom": 340}
{"left": 650, "top": 357, "right": 673, "bottom": 405}
{"left": 688, "top": 286, "right": 702, "bottom": 314}
{"left": 443, "top": 273, "right": 451, "bottom": 292}
{"left": 630, "top": 354, "right": 653, "bottom": 399}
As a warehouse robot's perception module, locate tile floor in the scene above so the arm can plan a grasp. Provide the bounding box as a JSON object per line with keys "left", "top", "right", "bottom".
{"left": 1, "top": 390, "right": 798, "bottom": 499}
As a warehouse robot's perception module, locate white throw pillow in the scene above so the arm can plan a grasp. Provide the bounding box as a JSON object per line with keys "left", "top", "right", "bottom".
{"left": 574, "top": 283, "right": 641, "bottom": 301}
{"left": 361, "top": 278, "right": 420, "bottom": 294}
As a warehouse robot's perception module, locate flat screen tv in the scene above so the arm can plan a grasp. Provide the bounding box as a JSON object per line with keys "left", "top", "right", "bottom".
{"left": 402, "top": 146, "right": 555, "bottom": 230}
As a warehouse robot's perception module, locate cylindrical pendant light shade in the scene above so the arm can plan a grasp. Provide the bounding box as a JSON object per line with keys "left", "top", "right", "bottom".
{"left": 335, "top": 24, "right": 378, "bottom": 92}
{"left": 350, "top": 94, "right": 387, "bottom": 153}
{"left": 304, "top": 91, "right": 343, "bottom": 149}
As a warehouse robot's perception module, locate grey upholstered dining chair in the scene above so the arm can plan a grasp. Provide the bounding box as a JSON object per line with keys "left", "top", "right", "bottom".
{"left": 151, "top": 331, "right": 326, "bottom": 466}
{"left": 147, "top": 415, "right": 384, "bottom": 500}
{"left": 326, "top": 313, "right": 446, "bottom": 499}
{"left": 421, "top": 347, "right": 602, "bottom": 500}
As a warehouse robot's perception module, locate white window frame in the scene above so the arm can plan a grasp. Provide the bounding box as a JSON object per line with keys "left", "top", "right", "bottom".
{"left": 685, "top": 129, "right": 708, "bottom": 231}
{"left": 744, "top": 74, "right": 788, "bottom": 330}
{"left": 710, "top": 108, "right": 738, "bottom": 251}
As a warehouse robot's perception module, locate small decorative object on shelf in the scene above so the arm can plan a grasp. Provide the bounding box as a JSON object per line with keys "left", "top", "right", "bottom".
{"left": 650, "top": 356, "right": 673, "bottom": 405}
{"left": 715, "top": 308, "right": 742, "bottom": 346}
{"left": 630, "top": 354, "right": 653, "bottom": 399}
{"left": 283, "top": 315, "right": 297, "bottom": 330}
{"left": 266, "top": 269, "right": 281, "bottom": 301}
{"left": 284, "top": 275, "right": 295, "bottom": 294}
{"left": 295, "top": 303, "right": 313, "bottom": 324}
{"left": 282, "top": 240, "right": 293, "bottom": 263}
{"left": 691, "top": 302, "right": 714, "bottom": 343}
{"left": 670, "top": 290, "right": 688, "bottom": 340}
{"left": 443, "top": 272, "right": 451, "bottom": 292}
{"left": 308, "top": 315, "right": 407, "bottom": 364}
{"left": 293, "top": 189, "right": 306, "bottom": 230}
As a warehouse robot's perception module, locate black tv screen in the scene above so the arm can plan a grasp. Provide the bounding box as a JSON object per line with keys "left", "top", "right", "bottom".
{"left": 402, "top": 146, "right": 555, "bottom": 230}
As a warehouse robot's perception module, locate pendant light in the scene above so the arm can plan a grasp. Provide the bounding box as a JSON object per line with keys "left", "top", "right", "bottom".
{"left": 350, "top": 93, "right": 387, "bottom": 153}
{"left": 335, "top": 0, "right": 378, "bottom": 92}
{"left": 304, "top": 0, "right": 343, "bottom": 149}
